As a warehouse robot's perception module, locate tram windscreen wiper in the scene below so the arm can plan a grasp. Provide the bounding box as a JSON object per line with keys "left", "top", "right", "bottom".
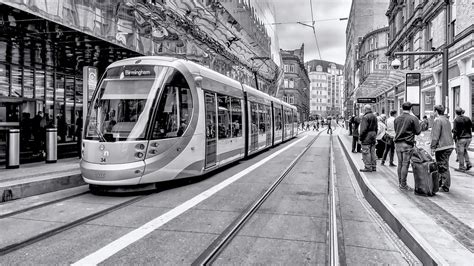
{"left": 92, "top": 121, "right": 107, "bottom": 142}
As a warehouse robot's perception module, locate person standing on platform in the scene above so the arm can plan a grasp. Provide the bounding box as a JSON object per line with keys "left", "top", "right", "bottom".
{"left": 431, "top": 105, "right": 454, "bottom": 192}
{"left": 326, "top": 116, "right": 333, "bottom": 134}
{"left": 382, "top": 110, "right": 397, "bottom": 166}
{"left": 376, "top": 115, "right": 387, "bottom": 159}
{"left": 351, "top": 114, "right": 361, "bottom": 153}
{"left": 359, "top": 105, "right": 378, "bottom": 172}
{"left": 452, "top": 107, "right": 472, "bottom": 172}
{"left": 349, "top": 115, "right": 355, "bottom": 136}
{"left": 394, "top": 102, "right": 421, "bottom": 190}
{"left": 420, "top": 115, "right": 429, "bottom": 131}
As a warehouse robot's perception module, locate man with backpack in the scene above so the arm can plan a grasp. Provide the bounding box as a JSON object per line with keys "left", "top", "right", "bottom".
{"left": 359, "top": 105, "right": 378, "bottom": 172}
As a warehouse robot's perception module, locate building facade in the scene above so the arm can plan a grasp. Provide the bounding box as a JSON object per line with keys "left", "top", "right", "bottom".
{"left": 279, "top": 45, "right": 310, "bottom": 122}
{"left": 344, "top": 0, "right": 390, "bottom": 117}
{"left": 306, "top": 60, "right": 344, "bottom": 118}
{"left": 0, "top": 0, "right": 280, "bottom": 163}
{"left": 384, "top": 0, "right": 473, "bottom": 121}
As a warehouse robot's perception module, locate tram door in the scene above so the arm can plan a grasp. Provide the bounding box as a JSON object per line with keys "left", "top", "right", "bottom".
{"left": 204, "top": 92, "right": 217, "bottom": 168}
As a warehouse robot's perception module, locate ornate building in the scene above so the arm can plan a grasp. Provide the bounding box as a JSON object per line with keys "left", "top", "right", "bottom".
{"left": 279, "top": 45, "right": 310, "bottom": 122}
{"left": 306, "top": 60, "right": 344, "bottom": 118}
{"left": 385, "top": 0, "right": 473, "bottom": 120}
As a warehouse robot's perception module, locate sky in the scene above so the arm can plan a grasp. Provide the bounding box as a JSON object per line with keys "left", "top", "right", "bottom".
{"left": 273, "top": 0, "right": 352, "bottom": 65}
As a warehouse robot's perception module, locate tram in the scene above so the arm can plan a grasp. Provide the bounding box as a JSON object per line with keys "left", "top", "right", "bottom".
{"left": 80, "top": 56, "right": 298, "bottom": 188}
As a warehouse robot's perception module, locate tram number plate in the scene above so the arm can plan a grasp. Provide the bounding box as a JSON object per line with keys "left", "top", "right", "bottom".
{"left": 96, "top": 172, "right": 106, "bottom": 179}
{"left": 100, "top": 157, "right": 106, "bottom": 163}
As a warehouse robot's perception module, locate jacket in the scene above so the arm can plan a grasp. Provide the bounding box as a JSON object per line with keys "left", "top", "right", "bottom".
{"left": 394, "top": 112, "right": 421, "bottom": 145}
{"left": 352, "top": 116, "right": 361, "bottom": 137}
{"left": 359, "top": 111, "right": 378, "bottom": 145}
{"left": 430, "top": 115, "right": 454, "bottom": 151}
{"left": 386, "top": 116, "right": 395, "bottom": 138}
{"left": 452, "top": 115, "right": 472, "bottom": 140}
{"left": 376, "top": 121, "right": 386, "bottom": 140}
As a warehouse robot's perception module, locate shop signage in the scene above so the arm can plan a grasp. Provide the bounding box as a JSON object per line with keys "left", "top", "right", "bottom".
{"left": 357, "top": 97, "right": 377, "bottom": 103}
{"left": 422, "top": 76, "right": 434, "bottom": 89}
{"left": 406, "top": 72, "right": 421, "bottom": 118}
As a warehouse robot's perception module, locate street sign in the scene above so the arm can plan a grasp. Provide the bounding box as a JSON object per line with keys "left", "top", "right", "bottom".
{"left": 406, "top": 72, "right": 421, "bottom": 118}
{"left": 357, "top": 97, "right": 376, "bottom": 103}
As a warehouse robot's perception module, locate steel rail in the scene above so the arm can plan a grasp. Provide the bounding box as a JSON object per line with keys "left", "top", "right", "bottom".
{"left": 0, "top": 193, "right": 154, "bottom": 256}
{"left": 328, "top": 135, "right": 339, "bottom": 265}
{"left": 192, "top": 131, "right": 323, "bottom": 266}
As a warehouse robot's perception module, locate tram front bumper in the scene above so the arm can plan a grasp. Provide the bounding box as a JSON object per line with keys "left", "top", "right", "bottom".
{"left": 80, "top": 160, "right": 146, "bottom": 186}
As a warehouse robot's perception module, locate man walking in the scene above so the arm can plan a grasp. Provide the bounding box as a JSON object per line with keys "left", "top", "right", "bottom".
{"left": 394, "top": 102, "right": 421, "bottom": 190}
{"left": 359, "top": 105, "right": 378, "bottom": 172}
{"left": 382, "top": 110, "right": 397, "bottom": 166}
{"left": 452, "top": 107, "right": 472, "bottom": 172}
{"left": 431, "top": 105, "right": 454, "bottom": 192}
{"left": 326, "top": 116, "right": 333, "bottom": 134}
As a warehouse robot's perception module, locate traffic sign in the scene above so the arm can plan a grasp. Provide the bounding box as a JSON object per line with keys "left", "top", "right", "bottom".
{"left": 357, "top": 97, "right": 376, "bottom": 103}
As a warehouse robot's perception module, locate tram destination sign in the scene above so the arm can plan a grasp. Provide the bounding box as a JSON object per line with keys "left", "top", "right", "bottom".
{"left": 357, "top": 97, "right": 377, "bottom": 103}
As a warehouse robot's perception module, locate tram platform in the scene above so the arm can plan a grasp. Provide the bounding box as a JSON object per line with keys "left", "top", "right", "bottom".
{"left": 338, "top": 129, "right": 474, "bottom": 265}
{"left": 0, "top": 158, "right": 83, "bottom": 203}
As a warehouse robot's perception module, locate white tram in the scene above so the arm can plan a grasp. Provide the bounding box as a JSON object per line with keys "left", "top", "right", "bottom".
{"left": 80, "top": 56, "right": 298, "bottom": 188}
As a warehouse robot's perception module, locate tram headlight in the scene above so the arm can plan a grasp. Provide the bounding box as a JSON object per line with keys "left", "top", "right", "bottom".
{"left": 135, "top": 144, "right": 145, "bottom": 150}
{"left": 135, "top": 152, "right": 144, "bottom": 159}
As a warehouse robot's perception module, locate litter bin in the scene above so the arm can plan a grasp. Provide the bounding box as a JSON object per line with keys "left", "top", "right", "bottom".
{"left": 6, "top": 129, "right": 20, "bottom": 169}
{"left": 46, "top": 128, "right": 57, "bottom": 163}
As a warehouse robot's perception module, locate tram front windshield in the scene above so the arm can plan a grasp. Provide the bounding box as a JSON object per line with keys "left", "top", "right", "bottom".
{"left": 85, "top": 65, "right": 168, "bottom": 141}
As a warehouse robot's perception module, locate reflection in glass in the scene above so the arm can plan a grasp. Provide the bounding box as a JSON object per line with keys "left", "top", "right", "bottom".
{"left": 0, "top": 64, "right": 9, "bottom": 97}
{"left": 45, "top": 71, "right": 54, "bottom": 121}
{"left": 65, "top": 76, "right": 75, "bottom": 141}
{"left": 23, "top": 68, "right": 34, "bottom": 98}
{"left": 35, "top": 69, "right": 45, "bottom": 99}
{"left": 11, "top": 65, "right": 22, "bottom": 97}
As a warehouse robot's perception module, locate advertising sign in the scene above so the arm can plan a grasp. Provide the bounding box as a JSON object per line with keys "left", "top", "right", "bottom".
{"left": 83, "top": 66, "right": 98, "bottom": 129}
{"left": 357, "top": 97, "right": 377, "bottom": 104}
{"left": 406, "top": 73, "right": 421, "bottom": 118}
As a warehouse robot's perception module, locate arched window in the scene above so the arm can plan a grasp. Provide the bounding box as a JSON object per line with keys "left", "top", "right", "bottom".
{"left": 316, "top": 65, "right": 322, "bottom": 72}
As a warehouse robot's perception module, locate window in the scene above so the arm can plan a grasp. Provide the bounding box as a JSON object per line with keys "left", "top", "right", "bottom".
{"left": 284, "top": 79, "right": 289, "bottom": 88}
{"left": 0, "top": 64, "right": 9, "bottom": 97}
{"left": 449, "top": 0, "right": 456, "bottom": 43}
{"left": 425, "top": 22, "right": 433, "bottom": 51}
{"left": 284, "top": 65, "right": 289, "bottom": 72}
{"left": 250, "top": 102, "right": 259, "bottom": 134}
{"left": 289, "top": 95, "right": 294, "bottom": 104}
{"left": 231, "top": 97, "right": 242, "bottom": 137}
{"left": 217, "top": 95, "right": 231, "bottom": 139}
{"left": 289, "top": 64, "right": 295, "bottom": 73}
{"left": 258, "top": 103, "right": 266, "bottom": 134}
{"left": 289, "top": 79, "right": 294, "bottom": 88}
{"left": 11, "top": 65, "right": 22, "bottom": 97}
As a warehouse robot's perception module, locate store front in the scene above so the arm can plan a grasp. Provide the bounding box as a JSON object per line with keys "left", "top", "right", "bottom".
{"left": 0, "top": 4, "right": 138, "bottom": 163}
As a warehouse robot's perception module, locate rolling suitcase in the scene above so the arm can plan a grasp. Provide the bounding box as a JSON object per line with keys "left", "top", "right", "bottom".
{"left": 410, "top": 147, "right": 439, "bottom": 196}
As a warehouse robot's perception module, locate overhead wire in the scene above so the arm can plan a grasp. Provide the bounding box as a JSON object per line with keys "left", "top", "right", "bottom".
{"left": 309, "top": 0, "right": 322, "bottom": 60}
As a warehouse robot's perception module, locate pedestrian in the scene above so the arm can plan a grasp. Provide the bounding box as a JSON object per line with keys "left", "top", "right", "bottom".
{"left": 349, "top": 115, "right": 355, "bottom": 135}
{"left": 32, "top": 111, "right": 43, "bottom": 155}
{"left": 382, "top": 110, "right": 397, "bottom": 166}
{"left": 431, "top": 105, "right": 454, "bottom": 192}
{"left": 420, "top": 115, "right": 429, "bottom": 131}
{"left": 452, "top": 107, "right": 472, "bottom": 172}
{"left": 359, "top": 105, "right": 378, "bottom": 172}
{"left": 394, "top": 102, "right": 421, "bottom": 190}
{"left": 351, "top": 114, "right": 361, "bottom": 153}
{"left": 306, "top": 121, "right": 310, "bottom": 131}
{"left": 75, "top": 112, "right": 83, "bottom": 159}
{"left": 376, "top": 115, "right": 387, "bottom": 159}
{"left": 326, "top": 116, "right": 333, "bottom": 134}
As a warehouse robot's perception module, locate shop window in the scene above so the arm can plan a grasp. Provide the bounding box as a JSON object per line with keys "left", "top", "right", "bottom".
{"left": 45, "top": 71, "right": 54, "bottom": 121}
{"left": 75, "top": 78, "right": 83, "bottom": 117}
{"left": 35, "top": 69, "right": 45, "bottom": 100}
{"left": 24, "top": 68, "right": 34, "bottom": 98}
{"left": 65, "top": 76, "right": 75, "bottom": 141}
{"left": 231, "top": 97, "right": 242, "bottom": 137}
{"left": 0, "top": 64, "right": 9, "bottom": 97}
{"left": 10, "top": 65, "right": 22, "bottom": 97}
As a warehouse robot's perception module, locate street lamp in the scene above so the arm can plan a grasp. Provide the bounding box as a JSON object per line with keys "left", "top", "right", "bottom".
{"left": 250, "top": 56, "right": 270, "bottom": 92}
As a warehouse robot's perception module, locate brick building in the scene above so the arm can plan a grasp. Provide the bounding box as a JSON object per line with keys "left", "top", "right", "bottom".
{"left": 279, "top": 45, "right": 310, "bottom": 122}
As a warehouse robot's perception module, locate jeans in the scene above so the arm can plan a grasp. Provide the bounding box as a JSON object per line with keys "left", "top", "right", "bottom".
{"left": 361, "top": 144, "right": 376, "bottom": 169}
{"left": 395, "top": 142, "right": 414, "bottom": 188}
{"left": 382, "top": 136, "right": 395, "bottom": 163}
{"left": 456, "top": 138, "right": 472, "bottom": 169}
{"left": 376, "top": 139, "right": 385, "bottom": 159}
{"left": 327, "top": 126, "right": 332, "bottom": 134}
{"left": 352, "top": 136, "right": 359, "bottom": 152}
{"left": 436, "top": 148, "right": 454, "bottom": 189}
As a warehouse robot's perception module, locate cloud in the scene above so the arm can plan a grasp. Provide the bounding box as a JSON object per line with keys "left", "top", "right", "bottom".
{"left": 273, "top": 0, "right": 351, "bottom": 64}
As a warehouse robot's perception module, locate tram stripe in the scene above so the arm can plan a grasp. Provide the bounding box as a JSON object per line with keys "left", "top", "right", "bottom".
{"left": 73, "top": 135, "right": 308, "bottom": 265}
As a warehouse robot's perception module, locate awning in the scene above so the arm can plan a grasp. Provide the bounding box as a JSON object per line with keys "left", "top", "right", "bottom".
{"left": 353, "top": 69, "right": 435, "bottom": 99}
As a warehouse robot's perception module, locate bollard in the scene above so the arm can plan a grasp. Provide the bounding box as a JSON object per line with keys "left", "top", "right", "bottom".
{"left": 46, "top": 128, "right": 57, "bottom": 163}
{"left": 6, "top": 129, "right": 20, "bottom": 169}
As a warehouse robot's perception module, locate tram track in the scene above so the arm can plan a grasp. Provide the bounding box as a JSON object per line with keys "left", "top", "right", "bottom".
{"left": 192, "top": 132, "right": 324, "bottom": 265}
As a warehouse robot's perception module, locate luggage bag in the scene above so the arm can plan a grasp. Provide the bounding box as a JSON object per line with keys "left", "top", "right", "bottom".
{"left": 410, "top": 147, "right": 439, "bottom": 196}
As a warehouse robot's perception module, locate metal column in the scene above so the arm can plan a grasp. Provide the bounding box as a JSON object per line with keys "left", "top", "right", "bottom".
{"left": 6, "top": 129, "right": 20, "bottom": 169}
{"left": 46, "top": 128, "right": 57, "bottom": 163}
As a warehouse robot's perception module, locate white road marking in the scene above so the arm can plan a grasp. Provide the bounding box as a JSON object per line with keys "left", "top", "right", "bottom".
{"left": 73, "top": 135, "right": 308, "bottom": 265}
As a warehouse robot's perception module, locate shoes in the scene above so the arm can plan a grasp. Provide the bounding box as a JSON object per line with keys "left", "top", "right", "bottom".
{"left": 399, "top": 185, "right": 413, "bottom": 191}
{"left": 467, "top": 165, "right": 472, "bottom": 171}
{"left": 389, "top": 163, "right": 397, "bottom": 167}
{"left": 454, "top": 168, "right": 466, "bottom": 173}
{"left": 381, "top": 161, "right": 385, "bottom": 166}
{"left": 441, "top": 186, "right": 449, "bottom": 192}
{"left": 372, "top": 168, "right": 377, "bottom": 172}
{"left": 360, "top": 168, "right": 373, "bottom": 172}
{"left": 351, "top": 150, "right": 356, "bottom": 153}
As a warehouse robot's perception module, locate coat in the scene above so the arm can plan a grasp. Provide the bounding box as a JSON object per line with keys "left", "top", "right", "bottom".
{"left": 359, "top": 111, "right": 378, "bottom": 145}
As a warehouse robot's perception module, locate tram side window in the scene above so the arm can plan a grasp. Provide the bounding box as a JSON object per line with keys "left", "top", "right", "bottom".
{"left": 152, "top": 85, "right": 193, "bottom": 139}
{"left": 231, "top": 97, "right": 242, "bottom": 137}
{"left": 217, "top": 94, "right": 231, "bottom": 139}
{"left": 258, "top": 104, "right": 266, "bottom": 134}
{"left": 250, "top": 102, "right": 259, "bottom": 134}
{"left": 266, "top": 105, "right": 272, "bottom": 132}
{"left": 275, "top": 107, "right": 282, "bottom": 130}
